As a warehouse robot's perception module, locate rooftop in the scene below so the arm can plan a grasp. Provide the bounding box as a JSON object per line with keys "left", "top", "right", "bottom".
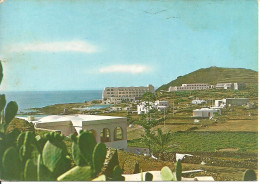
{"left": 18, "top": 114, "right": 126, "bottom": 127}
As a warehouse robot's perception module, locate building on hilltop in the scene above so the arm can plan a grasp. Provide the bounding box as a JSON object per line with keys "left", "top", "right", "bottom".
{"left": 215, "top": 83, "right": 246, "bottom": 90}
{"left": 18, "top": 115, "right": 128, "bottom": 150}
{"left": 102, "top": 84, "right": 155, "bottom": 104}
{"left": 168, "top": 83, "right": 213, "bottom": 92}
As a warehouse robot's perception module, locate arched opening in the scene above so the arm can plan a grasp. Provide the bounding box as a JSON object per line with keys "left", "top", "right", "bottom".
{"left": 114, "top": 126, "right": 123, "bottom": 141}
{"left": 100, "top": 128, "right": 110, "bottom": 143}
{"left": 89, "top": 129, "right": 97, "bottom": 141}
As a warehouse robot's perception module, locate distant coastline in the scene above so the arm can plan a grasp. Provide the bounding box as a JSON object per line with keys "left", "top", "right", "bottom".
{"left": 3, "top": 90, "right": 103, "bottom": 113}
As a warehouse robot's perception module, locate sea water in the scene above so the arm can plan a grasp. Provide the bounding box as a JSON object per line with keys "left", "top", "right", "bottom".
{"left": 2, "top": 90, "right": 103, "bottom": 113}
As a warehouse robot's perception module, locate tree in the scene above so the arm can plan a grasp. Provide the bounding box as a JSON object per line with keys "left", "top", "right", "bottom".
{"left": 150, "top": 128, "right": 172, "bottom": 160}
{"left": 141, "top": 92, "right": 156, "bottom": 102}
{"left": 135, "top": 114, "right": 159, "bottom": 133}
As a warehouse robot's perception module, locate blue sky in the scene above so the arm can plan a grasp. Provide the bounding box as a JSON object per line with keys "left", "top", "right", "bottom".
{"left": 0, "top": 0, "right": 258, "bottom": 91}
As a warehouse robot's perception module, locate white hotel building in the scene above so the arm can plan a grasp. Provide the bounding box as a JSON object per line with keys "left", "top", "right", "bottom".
{"left": 102, "top": 84, "right": 155, "bottom": 104}
{"left": 168, "top": 83, "right": 213, "bottom": 92}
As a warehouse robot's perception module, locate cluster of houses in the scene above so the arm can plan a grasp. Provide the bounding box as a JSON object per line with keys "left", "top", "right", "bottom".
{"left": 168, "top": 82, "right": 245, "bottom": 92}
{"left": 137, "top": 100, "right": 170, "bottom": 114}
{"left": 192, "top": 98, "right": 249, "bottom": 118}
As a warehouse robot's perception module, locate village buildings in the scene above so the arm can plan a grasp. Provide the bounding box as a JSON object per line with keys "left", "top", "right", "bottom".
{"left": 168, "top": 82, "right": 245, "bottom": 92}
{"left": 137, "top": 100, "right": 170, "bottom": 114}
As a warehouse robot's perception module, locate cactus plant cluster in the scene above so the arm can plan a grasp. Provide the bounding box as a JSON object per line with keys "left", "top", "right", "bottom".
{"left": 1, "top": 126, "right": 125, "bottom": 181}
{"left": 0, "top": 61, "right": 126, "bottom": 181}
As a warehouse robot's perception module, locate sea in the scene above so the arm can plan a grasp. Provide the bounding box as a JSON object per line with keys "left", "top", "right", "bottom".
{"left": 2, "top": 90, "right": 103, "bottom": 114}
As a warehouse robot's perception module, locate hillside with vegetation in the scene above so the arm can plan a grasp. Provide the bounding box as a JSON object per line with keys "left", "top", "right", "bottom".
{"left": 157, "top": 66, "right": 258, "bottom": 91}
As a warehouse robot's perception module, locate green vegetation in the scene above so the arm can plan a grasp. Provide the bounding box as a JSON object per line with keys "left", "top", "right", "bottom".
{"left": 157, "top": 66, "right": 258, "bottom": 91}
{"left": 128, "top": 131, "right": 257, "bottom": 153}
{"left": 175, "top": 159, "right": 182, "bottom": 181}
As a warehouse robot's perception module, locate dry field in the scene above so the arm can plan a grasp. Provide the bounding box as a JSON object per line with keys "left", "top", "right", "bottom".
{"left": 196, "top": 119, "right": 258, "bottom": 132}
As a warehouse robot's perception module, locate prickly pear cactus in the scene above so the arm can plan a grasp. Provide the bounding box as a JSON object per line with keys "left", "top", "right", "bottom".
{"left": 42, "top": 140, "right": 71, "bottom": 178}
{"left": 37, "top": 154, "right": 55, "bottom": 181}
{"left": 160, "top": 166, "right": 175, "bottom": 181}
{"left": 19, "top": 132, "right": 37, "bottom": 163}
{"left": 2, "top": 146, "right": 22, "bottom": 180}
{"left": 112, "top": 165, "right": 125, "bottom": 181}
{"left": 175, "top": 159, "right": 182, "bottom": 181}
{"left": 24, "top": 159, "right": 37, "bottom": 181}
{"left": 92, "top": 174, "right": 106, "bottom": 181}
{"left": 92, "top": 143, "right": 107, "bottom": 175}
{"left": 35, "top": 134, "right": 48, "bottom": 153}
{"left": 17, "top": 132, "right": 26, "bottom": 148}
{"left": 57, "top": 166, "right": 93, "bottom": 181}
{"left": 4, "top": 101, "right": 18, "bottom": 125}
{"left": 70, "top": 131, "right": 97, "bottom": 166}
{"left": 71, "top": 140, "right": 86, "bottom": 166}
{"left": 78, "top": 130, "right": 96, "bottom": 163}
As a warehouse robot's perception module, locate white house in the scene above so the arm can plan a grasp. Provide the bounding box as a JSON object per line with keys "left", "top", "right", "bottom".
{"left": 19, "top": 115, "right": 128, "bottom": 150}
{"left": 214, "top": 99, "right": 226, "bottom": 107}
{"left": 154, "top": 100, "right": 170, "bottom": 111}
{"left": 137, "top": 102, "right": 154, "bottom": 114}
{"left": 215, "top": 98, "right": 249, "bottom": 107}
{"left": 192, "top": 99, "right": 207, "bottom": 105}
{"left": 193, "top": 108, "right": 221, "bottom": 118}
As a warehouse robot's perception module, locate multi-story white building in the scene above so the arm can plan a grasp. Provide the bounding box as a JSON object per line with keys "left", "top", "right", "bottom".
{"left": 215, "top": 83, "right": 233, "bottom": 90}
{"left": 215, "top": 83, "right": 245, "bottom": 90}
{"left": 102, "top": 84, "right": 155, "bottom": 104}
{"left": 168, "top": 83, "right": 212, "bottom": 92}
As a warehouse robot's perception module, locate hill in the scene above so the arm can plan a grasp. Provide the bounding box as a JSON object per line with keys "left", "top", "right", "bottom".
{"left": 157, "top": 66, "right": 258, "bottom": 91}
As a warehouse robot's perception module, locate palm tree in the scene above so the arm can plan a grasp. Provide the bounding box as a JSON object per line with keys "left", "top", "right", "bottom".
{"left": 150, "top": 128, "right": 172, "bottom": 160}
